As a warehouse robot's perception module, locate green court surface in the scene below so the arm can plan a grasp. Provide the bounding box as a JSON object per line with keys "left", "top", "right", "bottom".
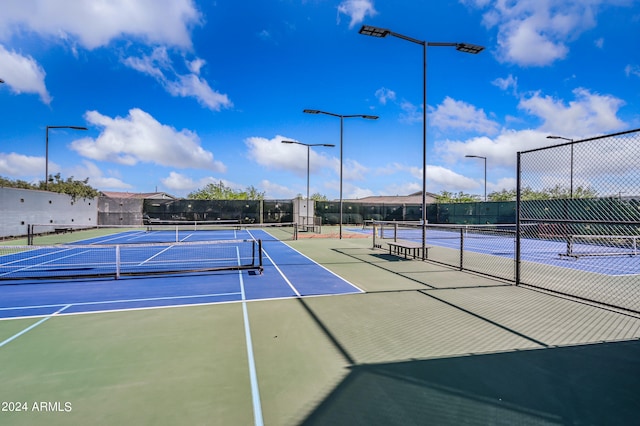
{"left": 2, "top": 231, "right": 640, "bottom": 425}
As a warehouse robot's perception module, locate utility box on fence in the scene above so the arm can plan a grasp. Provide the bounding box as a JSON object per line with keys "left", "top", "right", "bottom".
{"left": 293, "top": 198, "right": 320, "bottom": 232}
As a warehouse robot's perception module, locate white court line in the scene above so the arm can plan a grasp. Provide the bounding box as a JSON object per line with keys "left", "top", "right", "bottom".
{"left": 0, "top": 304, "right": 70, "bottom": 348}
{"left": 246, "top": 229, "right": 364, "bottom": 295}
{"left": 137, "top": 245, "right": 175, "bottom": 266}
{"left": 1, "top": 248, "right": 95, "bottom": 278}
{"left": 0, "top": 292, "right": 242, "bottom": 313}
{"left": 236, "top": 247, "right": 264, "bottom": 426}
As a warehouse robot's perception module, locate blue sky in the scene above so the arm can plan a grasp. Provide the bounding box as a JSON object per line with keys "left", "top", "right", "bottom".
{"left": 0, "top": 0, "right": 639, "bottom": 200}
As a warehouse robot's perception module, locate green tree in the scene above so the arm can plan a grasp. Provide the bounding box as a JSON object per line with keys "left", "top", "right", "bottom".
{"left": 435, "top": 190, "right": 479, "bottom": 203}
{"left": 188, "top": 181, "right": 265, "bottom": 200}
{"left": 1, "top": 174, "right": 99, "bottom": 199}
{"left": 311, "top": 193, "right": 328, "bottom": 201}
{"left": 487, "top": 185, "right": 598, "bottom": 202}
{"left": 0, "top": 176, "right": 34, "bottom": 189}
{"left": 38, "top": 173, "right": 100, "bottom": 199}
{"left": 487, "top": 188, "right": 516, "bottom": 202}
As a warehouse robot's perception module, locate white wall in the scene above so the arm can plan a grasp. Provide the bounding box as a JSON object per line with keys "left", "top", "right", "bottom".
{"left": 0, "top": 187, "right": 98, "bottom": 239}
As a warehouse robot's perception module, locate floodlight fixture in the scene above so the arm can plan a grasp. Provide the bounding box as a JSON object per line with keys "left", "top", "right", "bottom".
{"left": 359, "top": 24, "right": 484, "bottom": 258}
{"left": 455, "top": 43, "right": 485, "bottom": 54}
{"left": 546, "top": 135, "right": 574, "bottom": 142}
{"left": 359, "top": 25, "right": 390, "bottom": 38}
{"left": 303, "top": 109, "right": 378, "bottom": 238}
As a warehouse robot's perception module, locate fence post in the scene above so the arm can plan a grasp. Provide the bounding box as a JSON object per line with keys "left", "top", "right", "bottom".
{"left": 515, "top": 152, "right": 521, "bottom": 285}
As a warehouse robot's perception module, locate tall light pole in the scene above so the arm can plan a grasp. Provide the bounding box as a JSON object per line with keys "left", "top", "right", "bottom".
{"left": 303, "top": 109, "right": 378, "bottom": 239}
{"left": 465, "top": 155, "right": 487, "bottom": 201}
{"left": 281, "top": 140, "right": 335, "bottom": 229}
{"left": 547, "top": 135, "right": 574, "bottom": 198}
{"left": 45, "top": 125, "right": 88, "bottom": 190}
{"left": 359, "top": 24, "right": 483, "bottom": 259}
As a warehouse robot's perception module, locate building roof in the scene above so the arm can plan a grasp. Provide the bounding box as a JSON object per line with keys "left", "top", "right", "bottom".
{"left": 346, "top": 191, "right": 438, "bottom": 204}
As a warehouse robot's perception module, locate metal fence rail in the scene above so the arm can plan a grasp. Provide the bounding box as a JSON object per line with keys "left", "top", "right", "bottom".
{"left": 517, "top": 128, "right": 640, "bottom": 313}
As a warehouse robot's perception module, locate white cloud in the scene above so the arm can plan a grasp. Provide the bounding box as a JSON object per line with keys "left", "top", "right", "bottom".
{"left": 518, "top": 88, "right": 625, "bottom": 135}
{"left": 376, "top": 162, "right": 479, "bottom": 194}
{"left": 625, "top": 64, "right": 640, "bottom": 78}
{"left": 433, "top": 87, "right": 628, "bottom": 185}
{"left": 399, "top": 100, "right": 422, "bottom": 124}
{"left": 0, "top": 1, "right": 226, "bottom": 109}
{"left": 375, "top": 87, "right": 396, "bottom": 105}
{"left": 0, "top": 44, "right": 51, "bottom": 104}
{"left": 492, "top": 74, "right": 518, "bottom": 95}
{"left": 337, "top": 0, "right": 377, "bottom": 29}
{"left": 161, "top": 172, "right": 234, "bottom": 192}
{"left": 427, "top": 165, "right": 479, "bottom": 190}
{"left": 245, "top": 135, "right": 336, "bottom": 177}
{"left": 437, "top": 129, "right": 546, "bottom": 169}
{"left": 259, "top": 180, "right": 299, "bottom": 199}
{"left": 69, "top": 160, "right": 132, "bottom": 190}
{"left": 342, "top": 159, "right": 369, "bottom": 181}
{"left": 0, "top": 0, "right": 201, "bottom": 50}
{"left": 430, "top": 97, "right": 500, "bottom": 135}
{"left": 71, "top": 108, "right": 226, "bottom": 171}
{"left": 0, "top": 152, "right": 44, "bottom": 178}
{"left": 257, "top": 30, "right": 272, "bottom": 42}
{"left": 499, "top": 17, "right": 569, "bottom": 66}
{"left": 344, "top": 184, "right": 374, "bottom": 199}
{"left": 123, "top": 47, "right": 232, "bottom": 111}
{"left": 463, "top": 0, "right": 632, "bottom": 66}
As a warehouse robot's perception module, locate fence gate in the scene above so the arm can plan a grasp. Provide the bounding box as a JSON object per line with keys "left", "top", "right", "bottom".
{"left": 516, "top": 128, "right": 640, "bottom": 313}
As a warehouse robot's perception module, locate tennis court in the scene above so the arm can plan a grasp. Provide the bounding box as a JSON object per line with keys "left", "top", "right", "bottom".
{"left": 359, "top": 222, "right": 640, "bottom": 276}
{"left": 2, "top": 228, "right": 640, "bottom": 425}
{"left": 0, "top": 227, "right": 362, "bottom": 319}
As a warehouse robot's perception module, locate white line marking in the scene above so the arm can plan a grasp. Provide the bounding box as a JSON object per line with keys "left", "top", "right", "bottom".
{"left": 0, "top": 304, "right": 70, "bottom": 348}
{"left": 1, "top": 249, "right": 95, "bottom": 277}
{"left": 0, "top": 292, "right": 242, "bottom": 312}
{"left": 0, "top": 291, "right": 357, "bottom": 321}
{"left": 260, "top": 249, "right": 301, "bottom": 297}
{"left": 237, "top": 247, "right": 264, "bottom": 426}
{"left": 138, "top": 245, "right": 174, "bottom": 266}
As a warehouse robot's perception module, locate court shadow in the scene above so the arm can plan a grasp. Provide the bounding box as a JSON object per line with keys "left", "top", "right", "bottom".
{"left": 300, "top": 340, "right": 640, "bottom": 425}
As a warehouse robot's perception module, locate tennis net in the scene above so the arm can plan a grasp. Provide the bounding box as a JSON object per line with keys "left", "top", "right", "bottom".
{"left": 0, "top": 239, "right": 262, "bottom": 281}
{"left": 561, "top": 234, "right": 639, "bottom": 258}
{"left": 27, "top": 222, "right": 298, "bottom": 245}
{"left": 369, "top": 221, "right": 520, "bottom": 243}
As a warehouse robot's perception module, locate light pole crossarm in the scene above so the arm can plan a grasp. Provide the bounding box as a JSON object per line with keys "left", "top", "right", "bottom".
{"left": 303, "top": 109, "right": 378, "bottom": 121}
{"left": 303, "top": 109, "right": 378, "bottom": 238}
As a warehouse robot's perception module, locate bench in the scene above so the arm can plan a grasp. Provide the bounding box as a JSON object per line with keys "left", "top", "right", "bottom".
{"left": 54, "top": 227, "right": 73, "bottom": 234}
{"left": 387, "top": 241, "right": 430, "bottom": 259}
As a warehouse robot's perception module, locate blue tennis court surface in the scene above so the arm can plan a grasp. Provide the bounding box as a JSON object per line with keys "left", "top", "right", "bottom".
{"left": 0, "top": 229, "right": 362, "bottom": 320}
{"left": 349, "top": 226, "right": 640, "bottom": 276}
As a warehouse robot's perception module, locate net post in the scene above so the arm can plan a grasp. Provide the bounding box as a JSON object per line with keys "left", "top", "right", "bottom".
{"left": 372, "top": 222, "right": 377, "bottom": 249}
{"left": 566, "top": 235, "right": 573, "bottom": 256}
{"left": 258, "top": 239, "right": 263, "bottom": 272}
{"left": 459, "top": 227, "right": 464, "bottom": 270}
{"left": 115, "top": 245, "right": 121, "bottom": 279}
{"left": 27, "top": 224, "right": 33, "bottom": 245}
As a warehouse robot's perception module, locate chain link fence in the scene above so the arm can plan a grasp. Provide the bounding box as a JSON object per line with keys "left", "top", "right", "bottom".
{"left": 517, "top": 128, "right": 640, "bottom": 313}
